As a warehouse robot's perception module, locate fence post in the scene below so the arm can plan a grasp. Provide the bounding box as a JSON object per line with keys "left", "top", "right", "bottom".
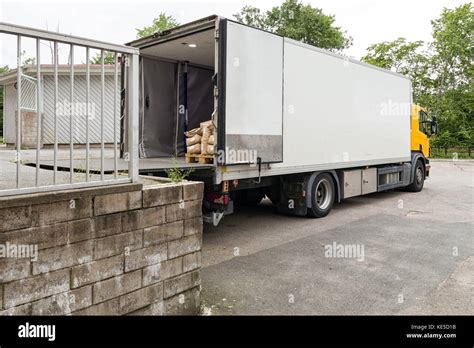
{"left": 127, "top": 53, "right": 139, "bottom": 182}
{"left": 16, "top": 35, "right": 21, "bottom": 188}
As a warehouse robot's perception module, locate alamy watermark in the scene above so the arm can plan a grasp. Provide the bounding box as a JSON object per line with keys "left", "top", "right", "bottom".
{"left": 324, "top": 242, "right": 365, "bottom": 262}
{"left": 0, "top": 242, "right": 38, "bottom": 261}
{"left": 216, "top": 147, "right": 258, "bottom": 167}
{"left": 56, "top": 100, "right": 96, "bottom": 119}
{"left": 18, "top": 322, "right": 55, "bottom": 341}
{"left": 380, "top": 100, "right": 411, "bottom": 117}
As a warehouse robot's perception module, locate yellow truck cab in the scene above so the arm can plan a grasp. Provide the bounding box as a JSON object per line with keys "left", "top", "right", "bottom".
{"left": 409, "top": 104, "right": 437, "bottom": 189}
{"left": 411, "top": 105, "right": 435, "bottom": 158}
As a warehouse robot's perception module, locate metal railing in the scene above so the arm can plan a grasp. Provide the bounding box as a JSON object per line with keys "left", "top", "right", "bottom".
{"left": 0, "top": 22, "right": 139, "bottom": 197}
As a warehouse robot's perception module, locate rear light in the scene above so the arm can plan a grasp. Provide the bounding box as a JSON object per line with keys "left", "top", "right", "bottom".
{"left": 206, "top": 192, "right": 230, "bottom": 205}
{"left": 222, "top": 181, "right": 229, "bottom": 193}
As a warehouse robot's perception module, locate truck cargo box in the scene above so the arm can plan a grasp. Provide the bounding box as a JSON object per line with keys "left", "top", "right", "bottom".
{"left": 127, "top": 16, "right": 412, "bottom": 184}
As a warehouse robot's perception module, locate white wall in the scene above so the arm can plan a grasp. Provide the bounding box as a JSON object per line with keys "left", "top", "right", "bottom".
{"left": 4, "top": 84, "right": 16, "bottom": 144}
{"left": 42, "top": 74, "right": 120, "bottom": 144}
{"left": 3, "top": 75, "right": 120, "bottom": 145}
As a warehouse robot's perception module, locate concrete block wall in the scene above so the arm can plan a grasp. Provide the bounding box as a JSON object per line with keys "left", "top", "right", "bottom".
{"left": 14, "top": 111, "right": 43, "bottom": 149}
{"left": 0, "top": 181, "right": 203, "bottom": 315}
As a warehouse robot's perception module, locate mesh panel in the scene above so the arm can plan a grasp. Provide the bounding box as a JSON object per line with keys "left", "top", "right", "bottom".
{"left": 20, "top": 75, "right": 37, "bottom": 111}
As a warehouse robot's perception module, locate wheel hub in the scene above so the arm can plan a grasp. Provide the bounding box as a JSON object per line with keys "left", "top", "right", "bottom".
{"left": 315, "top": 179, "right": 331, "bottom": 210}
{"left": 416, "top": 168, "right": 423, "bottom": 185}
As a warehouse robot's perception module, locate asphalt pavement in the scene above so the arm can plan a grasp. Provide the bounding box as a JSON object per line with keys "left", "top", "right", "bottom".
{"left": 201, "top": 160, "right": 474, "bottom": 315}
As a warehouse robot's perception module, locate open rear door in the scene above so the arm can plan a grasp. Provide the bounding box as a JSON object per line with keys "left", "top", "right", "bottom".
{"left": 218, "top": 20, "right": 283, "bottom": 164}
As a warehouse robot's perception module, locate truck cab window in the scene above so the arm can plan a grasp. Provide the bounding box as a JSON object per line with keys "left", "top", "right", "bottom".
{"left": 419, "top": 111, "right": 430, "bottom": 136}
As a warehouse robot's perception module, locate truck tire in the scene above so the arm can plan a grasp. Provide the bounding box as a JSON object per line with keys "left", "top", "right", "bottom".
{"left": 406, "top": 160, "right": 425, "bottom": 192}
{"left": 307, "top": 173, "right": 335, "bottom": 218}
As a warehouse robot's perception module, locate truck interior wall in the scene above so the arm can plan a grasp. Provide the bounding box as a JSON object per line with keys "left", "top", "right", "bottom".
{"left": 139, "top": 57, "right": 214, "bottom": 158}
{"left": 176, "top": 65, "right": 214, "bottom": 155}
{"left": 139, "top": 57, "right": 177, "bottom": 158}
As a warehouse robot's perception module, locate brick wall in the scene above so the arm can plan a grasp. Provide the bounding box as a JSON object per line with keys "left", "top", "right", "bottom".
{"left": 0, "top": 180, "right": 203, "bottom": 315}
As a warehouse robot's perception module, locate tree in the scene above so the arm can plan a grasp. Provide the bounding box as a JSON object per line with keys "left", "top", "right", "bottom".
{"left": 136, "top": 12, "right": 180, "bottom": 38}
{"left": 362, "top": 3, "right": 473, "bottom": 150}
{"left": 362, "top": 38, "right": 430, "bottom": 101}
{"left": 234, "top": 0, "right": 352, "bottom": 52}
{"left": 0, "top": 65, "right": 10, "bottom": 138}
{"left": 431, "top": 3, "right": 473, "bottom": 90}
{"left": 234, "top": 5, "right": 267, "bottom": 29}
{"left": 90, "top": 51, "right": 116, "bottom": 65}
{"left": 20, "top": 50, "right": 36, "bottom": 66}
{"left": 428, "top": 3, "right": 473, "bottom": 147}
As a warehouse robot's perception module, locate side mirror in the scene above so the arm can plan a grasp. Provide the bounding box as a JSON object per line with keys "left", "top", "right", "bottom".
{"left": 431, "top": 119, "right": 438, "bottom": 135}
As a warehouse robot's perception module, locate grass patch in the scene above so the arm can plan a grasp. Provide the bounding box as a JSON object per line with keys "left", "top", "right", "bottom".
{"left": 165, "top": 158, "right": 194, "bottom": 183}
{"left": 431, "top": 147, "right": 473, "bottom": 159}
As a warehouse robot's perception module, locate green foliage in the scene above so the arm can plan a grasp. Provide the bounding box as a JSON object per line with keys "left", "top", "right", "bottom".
{"left": 431, "top": 147, "right": 473, "bottom": 159}
{"left": 165, "top": 158, "right": 194, "bottom": 183}
{"left": 23, "top": 57, "right": 36, "bottom": 65}
{"left": 234, "top": 5, "right": 267, "bottom": 29}
{"left": 431, "top": 3, "right": 473, "bottom": 89}
{"left": 136, "top": 12, "right": 180, "bottom": 38}
{"left": 362, "top": 3, "right": 473, "bottom": 149}
{"left": 90, "top": 51, "right": 116, "bottom": 65}
{"left": 362, "top": 38, "right": 430, "bottom": 100}
{"left": 234, "top": 0, "right": 352, "bottom": 51}
{"left": 429, "top": 3, "right": 473, "bottom": 149}
{"left": 20, "top": 50, "right": 36, "bottom": 66}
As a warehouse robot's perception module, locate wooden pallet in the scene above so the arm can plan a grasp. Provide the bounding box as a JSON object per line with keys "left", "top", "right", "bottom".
{"left": 185, "top": 153, "right": 214, "bottom": 164}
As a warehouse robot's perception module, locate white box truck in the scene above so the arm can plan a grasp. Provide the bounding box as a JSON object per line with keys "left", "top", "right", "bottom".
{"left": 126, "top": 15, "right": 436, "bottom": 225}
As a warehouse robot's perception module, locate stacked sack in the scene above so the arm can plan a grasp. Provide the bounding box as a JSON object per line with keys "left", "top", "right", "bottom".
{"left": 185, "top": 120, "right": 215, "bottom": 155}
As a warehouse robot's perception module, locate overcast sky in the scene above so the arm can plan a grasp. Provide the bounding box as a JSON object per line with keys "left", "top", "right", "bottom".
{"left": 0, "top": 0, "right": 469, "bottom": 67}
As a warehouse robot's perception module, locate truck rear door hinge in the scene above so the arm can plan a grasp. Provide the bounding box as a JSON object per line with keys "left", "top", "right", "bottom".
{"left": 214, "top": 30, "right": 219, "bottom": 39}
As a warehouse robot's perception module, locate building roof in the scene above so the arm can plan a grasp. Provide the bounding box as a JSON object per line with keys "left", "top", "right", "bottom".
{"left": 0, "top": 64, "right": 120, "bottom": 85}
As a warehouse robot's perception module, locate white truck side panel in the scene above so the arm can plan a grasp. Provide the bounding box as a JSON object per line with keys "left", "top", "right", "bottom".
{"left": 272, "top": 39, "right": 411, "bottom": 169}
{"left": 222, "top": 21, "right": 284, "bottom": 163}
{"left": 217, "top": 37, "right": 412, "bottom": 183}
{"left": 225, "top": 21, "right": 283, "bottom": 136}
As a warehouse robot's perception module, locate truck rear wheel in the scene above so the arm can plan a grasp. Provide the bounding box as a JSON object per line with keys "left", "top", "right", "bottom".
{"left": 406, "top": 160, "right": 425, "bottom": 192}
{"left": 307, "top": 173, "right": 335, "bottom": 218}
